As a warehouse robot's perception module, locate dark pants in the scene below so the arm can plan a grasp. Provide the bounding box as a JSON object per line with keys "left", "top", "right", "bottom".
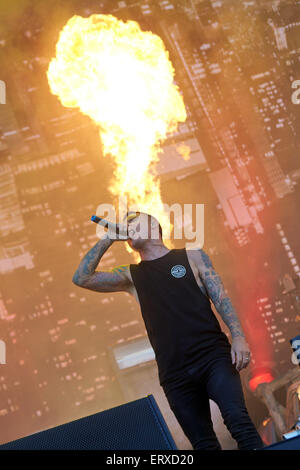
{"left": 161, "top": 354, "right": 264, "bottom": 450}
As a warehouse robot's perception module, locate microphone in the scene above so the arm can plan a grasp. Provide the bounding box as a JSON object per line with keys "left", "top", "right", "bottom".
{"left": 90, "top": 215, "right": 128, "bottom": 237}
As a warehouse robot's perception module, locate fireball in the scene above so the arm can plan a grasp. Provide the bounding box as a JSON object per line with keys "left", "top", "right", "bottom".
{"left": 47, "top": 14, "right": 188, "bottom": 253}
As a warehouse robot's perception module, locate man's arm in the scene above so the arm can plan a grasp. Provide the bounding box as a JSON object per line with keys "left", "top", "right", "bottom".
{"left": 196, "top": 249, "right": 251, "bottom": 371}
{"left": 196, "top": 249, "right": 245, "bottom": 338}
{"left": 72, "top": 233, "right": 132, "bottom": 293}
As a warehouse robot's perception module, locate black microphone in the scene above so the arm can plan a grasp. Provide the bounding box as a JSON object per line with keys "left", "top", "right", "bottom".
{"left": 90, "top": 215, "right": 128, "bottom": 237}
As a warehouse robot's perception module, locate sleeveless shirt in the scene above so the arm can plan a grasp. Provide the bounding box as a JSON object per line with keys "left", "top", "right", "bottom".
{"left": 129, "top": 247, "right": 231, "bottom": 386}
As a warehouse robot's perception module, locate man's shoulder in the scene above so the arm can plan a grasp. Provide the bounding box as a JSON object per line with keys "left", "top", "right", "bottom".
{"left": 185, "top": 247, "right": 202, "bottom": 260}
{"left": 185, "top": 248, "right": 212, "bottom": 269}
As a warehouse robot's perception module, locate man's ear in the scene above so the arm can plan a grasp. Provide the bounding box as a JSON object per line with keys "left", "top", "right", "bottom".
{"left": 151, "top": 220, "right": 159, "bottom": 239}
{"left": 150, "top": 220, "right": 159, "bottom": 233}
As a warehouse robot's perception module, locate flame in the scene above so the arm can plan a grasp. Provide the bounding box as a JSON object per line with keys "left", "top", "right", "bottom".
{"left": 297, "top": 384, "right": 300, "bottom": 401}
{"left": 177, "top": 143, "right": 191, "bottom": 161}
{"left": 47, "top": 14, "right": 188, "bottom": 254}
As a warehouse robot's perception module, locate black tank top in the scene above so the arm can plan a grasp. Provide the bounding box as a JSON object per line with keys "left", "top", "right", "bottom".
{"left": 129, "top": 247, "right": 231, "bottom": 386}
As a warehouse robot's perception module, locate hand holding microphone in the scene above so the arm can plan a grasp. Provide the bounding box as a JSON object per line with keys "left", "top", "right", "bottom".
{"left": 91, "top": 215, "right": 129, "bottom": 241}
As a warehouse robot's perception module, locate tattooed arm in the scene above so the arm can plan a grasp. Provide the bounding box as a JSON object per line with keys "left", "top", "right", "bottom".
{"left": 196, "top": 249, "right": 251, "bottom": 371}
{"left": 72, "top": 233, "right": 132, "bottom": 293}
{"left": 196, "top": 249, "right": 244, "bottom": 338}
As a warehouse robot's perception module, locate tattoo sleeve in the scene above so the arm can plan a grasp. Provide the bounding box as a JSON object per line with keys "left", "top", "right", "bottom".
{"left": 198, "top": 249, "right": 245, "bottom": 339}
{"left": 72, "top": 235, "right": 114, "bottom": 285}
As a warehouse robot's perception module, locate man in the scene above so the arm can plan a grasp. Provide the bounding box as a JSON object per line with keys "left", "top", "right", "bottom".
{"left": 72, "top": 211, "right": 264, "bottom": 450}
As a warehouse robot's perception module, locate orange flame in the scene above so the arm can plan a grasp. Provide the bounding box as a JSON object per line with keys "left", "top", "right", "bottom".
{"left": 177, "top": 143, "right": 191, "bottom": 161}
{"left": 47, "top": 14, "right": 188, "bottom": 252}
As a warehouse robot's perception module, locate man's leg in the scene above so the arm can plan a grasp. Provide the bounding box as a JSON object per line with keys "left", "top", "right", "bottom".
{"left": 162, "top": 374, "right": 222, "bottom": 450}
{"left": 205, "top": 356, "right": 264, "bottom": 450}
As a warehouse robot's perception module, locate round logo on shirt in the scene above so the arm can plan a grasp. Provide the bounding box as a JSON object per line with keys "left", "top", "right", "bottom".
{"left": 171, "top": 264, "right": 186, "bottom": 278}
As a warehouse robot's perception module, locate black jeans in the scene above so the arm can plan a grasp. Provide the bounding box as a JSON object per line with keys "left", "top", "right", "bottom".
{"left": 161, "top": 354, "right": 264, "bottom": 450}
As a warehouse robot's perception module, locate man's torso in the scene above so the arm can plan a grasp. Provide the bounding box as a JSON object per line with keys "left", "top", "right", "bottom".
{"left": 124, "top": 247, "right": 231, "bottom": 386}
{"left": 125, "top": 249, "right": 208, "bottom": 303}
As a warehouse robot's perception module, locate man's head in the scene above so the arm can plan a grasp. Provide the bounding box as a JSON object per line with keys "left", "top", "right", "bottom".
{"left": 123, "top": 211, "right": 163, "bottom": 251}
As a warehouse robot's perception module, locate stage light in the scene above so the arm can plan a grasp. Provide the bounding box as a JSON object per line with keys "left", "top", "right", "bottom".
{"left": 248, "top": 370, "right": 275, "bottom": 392}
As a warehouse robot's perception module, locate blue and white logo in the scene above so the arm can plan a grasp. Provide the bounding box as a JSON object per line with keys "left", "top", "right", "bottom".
{"left": 171, "top": 264, "right": 186, "bottom": 278}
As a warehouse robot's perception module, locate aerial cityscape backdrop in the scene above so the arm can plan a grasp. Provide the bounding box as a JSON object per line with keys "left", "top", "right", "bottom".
{"left": 0, "top": 0, "right": 299, "bottom": 446}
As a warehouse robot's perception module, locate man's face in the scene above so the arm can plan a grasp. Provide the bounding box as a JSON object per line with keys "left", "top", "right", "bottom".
{"left": 126, "top": 212, "right": 153, "bottom": 250}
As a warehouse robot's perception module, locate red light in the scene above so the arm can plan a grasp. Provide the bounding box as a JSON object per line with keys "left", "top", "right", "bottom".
{"left": 249, "top": 372, "right": 274, "bottom": 392}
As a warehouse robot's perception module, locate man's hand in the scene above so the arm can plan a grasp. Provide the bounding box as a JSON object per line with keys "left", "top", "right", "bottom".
{"left": 231, "top": 336, "right": 251, "bottom": 372}
{"left": 105, "top": 223, "right": 129, "bottom": 242}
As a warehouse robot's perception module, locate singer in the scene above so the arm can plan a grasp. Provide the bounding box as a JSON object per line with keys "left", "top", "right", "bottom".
{"left": 72, "top": 211, "right": 264, "bottom": 450}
